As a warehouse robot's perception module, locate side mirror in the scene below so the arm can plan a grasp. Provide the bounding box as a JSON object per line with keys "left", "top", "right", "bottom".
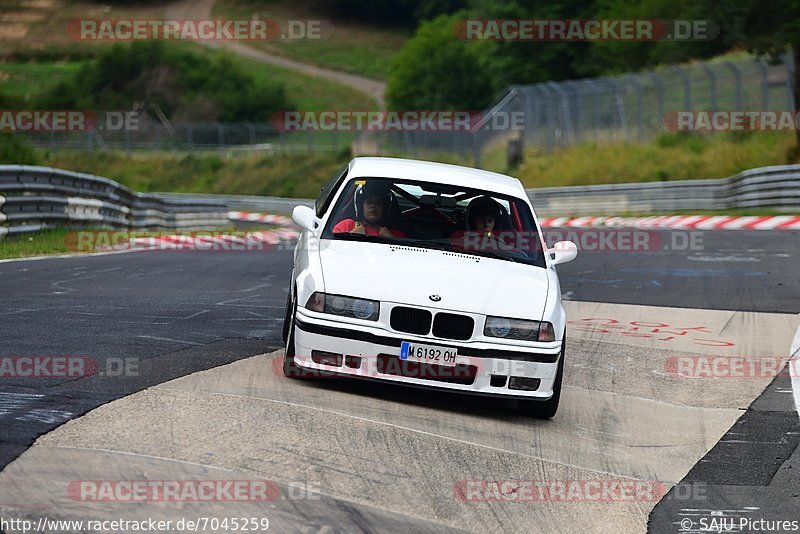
{"left": 292, "top": 205, "right": 320, "bottom": 236}
{"left": 548, "top": 241, "right": 577, "bottom": 265}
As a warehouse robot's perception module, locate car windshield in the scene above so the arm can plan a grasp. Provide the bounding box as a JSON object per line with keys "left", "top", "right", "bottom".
{"left": 321, "top": 177, "right": 547, "bottom": 267}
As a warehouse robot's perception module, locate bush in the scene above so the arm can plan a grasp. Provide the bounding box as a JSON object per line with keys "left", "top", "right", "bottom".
{"left": 386, "top": 13, "right": 495, "bottom": 110}
{"left": 35, "top": 42, "right": 291, "bottom": 122}
{"left": 0, "top": 134, "right": 39, "bottom": 165}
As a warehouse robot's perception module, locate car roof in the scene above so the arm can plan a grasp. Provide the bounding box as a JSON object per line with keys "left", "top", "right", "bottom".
{"left": 347, "top": 157, "right": 527, "bottom": 199}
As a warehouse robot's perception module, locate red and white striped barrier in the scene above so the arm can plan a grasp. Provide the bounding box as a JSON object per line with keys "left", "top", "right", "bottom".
{"left": 228, "top": 210, "right": 800, "bottom": 231}
{"left": 538, "top": 215, "right": 800, "bottom": 230}
{"left": 227, "top": 211, "right": 295, "bottom": 227}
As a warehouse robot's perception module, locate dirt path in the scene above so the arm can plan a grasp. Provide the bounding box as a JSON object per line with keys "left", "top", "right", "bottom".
{"left": 165, "top": 0, "right": 386, "bottom": 109}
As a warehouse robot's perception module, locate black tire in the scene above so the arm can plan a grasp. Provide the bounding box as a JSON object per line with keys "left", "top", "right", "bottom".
{"left": 518, "top": 336, "right": 565, "bottom": 419}
{"left": 282, "top": 286, "right": 303, "bottom": 378}
{"left": 281, "top": 289, "right": 292, "bottom": 345}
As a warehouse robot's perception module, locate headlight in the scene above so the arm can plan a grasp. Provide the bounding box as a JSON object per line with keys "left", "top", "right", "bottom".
{"left": 305, "top": 292, "right": 379, "bottom": 321}
{"left": 484, "top": 316, "right": 556, "bottom": 342}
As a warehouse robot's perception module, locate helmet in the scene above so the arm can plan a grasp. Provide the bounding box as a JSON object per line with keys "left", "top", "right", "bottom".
{"left": 354, "top": 180, "right": 393, "bottom": 223}
{"left": 466, "top": 196, "right": 504, "bottom": 230}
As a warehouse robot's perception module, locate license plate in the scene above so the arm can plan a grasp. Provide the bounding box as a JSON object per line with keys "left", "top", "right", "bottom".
{"left": 400, "top": 341, "right": 457, "bottom": 367}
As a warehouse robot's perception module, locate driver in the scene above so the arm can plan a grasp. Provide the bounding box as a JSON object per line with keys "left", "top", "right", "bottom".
{"left": 333, "top": 180, "right": 407, "bottom": 238}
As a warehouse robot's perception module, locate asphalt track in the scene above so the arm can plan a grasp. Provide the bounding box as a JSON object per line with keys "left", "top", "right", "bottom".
{"left": 0, "top": 228, "right": 797, "bottom": 533}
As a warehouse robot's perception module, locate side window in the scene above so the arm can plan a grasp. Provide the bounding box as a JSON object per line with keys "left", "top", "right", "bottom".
{"left": 315, "top": 164, "right": 349, "bottom": 218}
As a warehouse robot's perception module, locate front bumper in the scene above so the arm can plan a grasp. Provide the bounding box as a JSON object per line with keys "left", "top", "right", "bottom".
{"left": 291, "top": 311, "right": 562, "bottom": 400}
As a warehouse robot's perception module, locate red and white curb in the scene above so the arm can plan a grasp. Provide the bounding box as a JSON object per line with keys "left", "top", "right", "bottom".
{"left": 228, "top": 211, "right": 295, "bottom": 227}
{"left": 96, "top": 229, "right": 299, "bottom": 252}
{"left": 539, "top": 215, "right": 800, "bottom": 230}
{"left": 228, "top": 211, "right": 800, "bottom": 231}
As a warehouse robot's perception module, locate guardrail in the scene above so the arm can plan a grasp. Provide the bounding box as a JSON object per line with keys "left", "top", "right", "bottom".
{"left": 529, "top": 164, "right": 800, "bottom": 216}
{"left": 154, "top": 164, "right": 800, "bottom": 218}
{"left": 0, "top": 165, "right": 229, "bottom": 238}
{"left": 3, "top": 163, "right": 797, "bottom": 239}
{"left": 154, "top": 192, "right": 314, "bottom": 215}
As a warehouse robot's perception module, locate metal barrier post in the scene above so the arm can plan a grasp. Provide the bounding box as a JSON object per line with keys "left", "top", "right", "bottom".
{"left": 700, "top": 64, "right": 718, "bottom": 110}
{"left": 725, "top": 62, "right": 743, "bottom": 109}
{"left": 755, "top": 59, "right": 769, "bottom": 108}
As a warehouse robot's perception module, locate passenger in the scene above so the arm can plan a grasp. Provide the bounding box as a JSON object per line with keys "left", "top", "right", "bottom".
{"left": 333, "top": 181, "right": 407, "bottom": 238}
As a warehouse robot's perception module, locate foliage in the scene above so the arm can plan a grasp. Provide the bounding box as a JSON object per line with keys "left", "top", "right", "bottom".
{"left": 35, "top": 42, "right": 291, "bottom": 122}
{"left": 386, "top": 13, "right": 495, "bottom": 110}
{"left": 327, "top": 0, "right": 466, "bottom": 24}
{"left": 0, "top": 134, "right": 39, "bottom": 165}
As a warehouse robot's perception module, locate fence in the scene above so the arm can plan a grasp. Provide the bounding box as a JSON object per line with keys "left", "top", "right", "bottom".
{"left": 370, "top": 55, "right": 795, "bottom": 164}
{"left": 14, "top": 122, "right": 352, "bottom": 154}
{"left": 0, "top": 165, "right": 229, "bottom": 237}
{"left": 9, "top": 55, "right": 792, "bottom": 166}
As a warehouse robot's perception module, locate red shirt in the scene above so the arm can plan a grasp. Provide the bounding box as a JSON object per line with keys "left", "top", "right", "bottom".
{"left": 332, "top": 219, "right": 407, "bottom": 238}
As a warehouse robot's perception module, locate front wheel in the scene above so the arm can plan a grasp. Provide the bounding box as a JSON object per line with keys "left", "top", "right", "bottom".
{"left": 518, "top": 337, "right": 565, "bottom": 419}
{"left": 282, "top": 286, "right": 302, "bottom": 378}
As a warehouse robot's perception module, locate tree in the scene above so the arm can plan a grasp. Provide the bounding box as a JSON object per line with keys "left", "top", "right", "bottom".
{"left": 716, "top": 0, "right": 800, "bottom": 156}
{"left": 386, "top": 13, "right": 495, "bottom": 110}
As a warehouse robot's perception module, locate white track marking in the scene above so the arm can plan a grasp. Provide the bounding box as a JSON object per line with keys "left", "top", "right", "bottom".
{"left": 157, "top": 386, "right": 666, "bottom": 482}
{"left": 0, "top": 248, "right": 141, "bottom": 264}
{"left": 137, "top": 335, "right": 203, "bottom": 345}
{"left": 791, "top": 320, "right": 800, "bottom": 416}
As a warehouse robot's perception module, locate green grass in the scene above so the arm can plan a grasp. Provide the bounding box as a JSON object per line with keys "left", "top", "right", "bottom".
{"left": 0, "top": 44, "right": 376, "bottom": 116}
{"left": 212, "top": 0, "right": 409, "bottom": 80}
{"left": 40, "top": 149, "right": 350, "bottom": 199}
{"left": 222, "top": 49, "right": 377, "bottom": 112}
{"left": 0, "top": 228, "right": 79, "bottom": 259}
{"left": 0, "top": 61, "right": 86, "bottom": 101}
{"left": 0, "top": 1, "right": 167, "bottom": 58}
{"left": 514, "top": 131, "right": 798, "bottom": 188}
{"left": 0, "top": 0, "right": 377, "bottom": 113}
{"left": 0, "top": 225, "right": 285, "bottom": 259}
{"left": 162, "top": 40, "right": 377, "bottom": 111}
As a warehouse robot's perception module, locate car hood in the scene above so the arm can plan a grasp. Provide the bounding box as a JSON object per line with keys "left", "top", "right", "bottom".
{"left": 318, "top": 239, "right": 550, "bottom": 320}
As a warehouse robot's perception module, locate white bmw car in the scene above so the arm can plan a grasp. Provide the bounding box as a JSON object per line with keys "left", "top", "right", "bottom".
{"left": 282, "top": 157, "right": 577, "bottom": 418}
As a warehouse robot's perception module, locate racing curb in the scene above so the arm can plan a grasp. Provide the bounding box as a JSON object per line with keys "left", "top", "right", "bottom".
{"left": 227, "top": 211, "right": 800, "bottom": 231}
{"left": 538, "top": 215, "right": 800, "bottom": 230}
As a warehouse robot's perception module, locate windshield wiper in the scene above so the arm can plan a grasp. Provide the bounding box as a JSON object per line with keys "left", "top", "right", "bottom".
{"left": 395, "top": 239, "right": 451, "bottom": 251}
{"left": 333, "top": 233, "right": 451, "bottom": 251}
{"left": 330, "top": 232, "right": 394, "bottom": 244}
{"left": 331, "top": 234, "right": 515, "bottom": 259}
{"left": 467, "top": 249, "right": 521, "bottom": 263}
